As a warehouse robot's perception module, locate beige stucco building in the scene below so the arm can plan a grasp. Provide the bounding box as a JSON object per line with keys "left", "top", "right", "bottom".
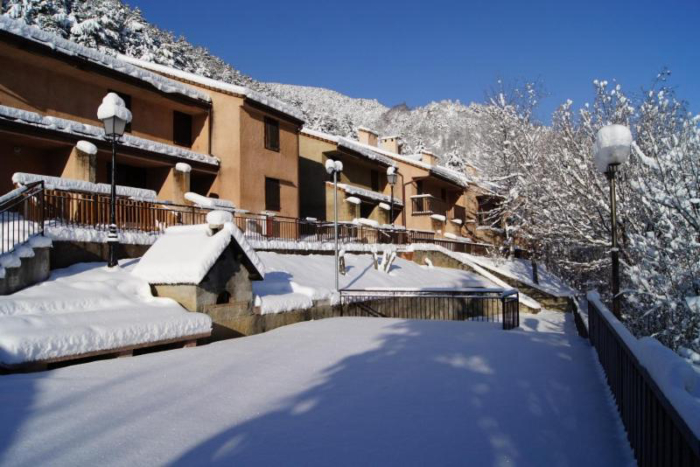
{"left": 120, "top": 57, "right": 304, "bottom": 218}
{"left": 0, "top": 17, "right": 505, "bottom": 244}
{"left": 299, "top": 126, "right": 501, "bottom": 243}
{"left": 0, "top": 17, "right": 303, "bottom": 218}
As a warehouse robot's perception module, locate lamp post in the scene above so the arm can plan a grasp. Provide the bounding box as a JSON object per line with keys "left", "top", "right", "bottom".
{"left": 593, "top": 124, "right": 632, "bottom": 319}
{"left": 325, "top": 158, "right": 344, "bottom": 291}
{"left": 98, "top": 93, "right": 132, "bottom": 268}
{"left": 387, "top": 166, "right": 398, "bottom": 228}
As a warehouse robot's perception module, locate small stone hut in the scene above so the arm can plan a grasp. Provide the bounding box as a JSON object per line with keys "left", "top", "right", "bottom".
{"left": 133, "top": 211, "right": 265, "bottom": 339}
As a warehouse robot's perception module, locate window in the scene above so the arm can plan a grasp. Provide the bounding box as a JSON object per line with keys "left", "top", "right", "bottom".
{"left": 360, "top": 202, "right": 374, "bottom": 219}
{"left": 416, "top": 180, "right": 424, "bottom": 195}
{"left": 108, "top": 90, "right": 132, "bottom": 133}
{"left": 371, "top": 170, "right": 379, "bottom": 192}
{"left": 264, "top": 117, "right": 280, "bottom": 151}
{"left": 108, "top": 163, "right": 147, "bottom": 189}
{"left": 173, "top": 111, "right": 193, "bottom": 147}
{"left": 265, "top": 177, "right": 281, "bottom": 212}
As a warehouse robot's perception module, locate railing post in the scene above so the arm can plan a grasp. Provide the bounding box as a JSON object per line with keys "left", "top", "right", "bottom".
{"left": 39, "top": 180, "right": 45, "bottom": 236}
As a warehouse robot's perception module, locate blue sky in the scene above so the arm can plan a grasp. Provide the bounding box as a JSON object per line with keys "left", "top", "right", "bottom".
{"left": 129, "top": 0, "right": 699, "bottom": 121}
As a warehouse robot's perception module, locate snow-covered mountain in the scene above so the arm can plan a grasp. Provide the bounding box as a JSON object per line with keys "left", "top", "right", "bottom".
{"left": 1, "top": 0, "right": 487, "bottom": 163}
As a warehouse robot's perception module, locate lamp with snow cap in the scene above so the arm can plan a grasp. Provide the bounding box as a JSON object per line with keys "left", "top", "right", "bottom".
{"left": 593, "top": 124, "right": 632, "bottom": 318}
{"left": 326, "top": 158, "right": 344, "bottom": 291}
{"left": 98, "top": 92, "right": 132, "bottom": 268}
{"left": 387, "top": 166, "right": 398, "bottom": 227}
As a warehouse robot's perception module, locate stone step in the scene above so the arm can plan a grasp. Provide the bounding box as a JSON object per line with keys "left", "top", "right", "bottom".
{"left": 0, "top": 236, "right": 52, "bottom": 295}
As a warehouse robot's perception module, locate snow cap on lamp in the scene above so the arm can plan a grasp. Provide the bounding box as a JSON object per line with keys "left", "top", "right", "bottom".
{"left": 97, "top": 92, "right": 132, "bottom": 137}
{"left": 593, "top": 124, "right": 632, "bottom": 173}
{"left": 334, "top": 160, "right": 343, "bottom": 172}
{"left": 325, "top": 159, "right": 336, "bottom": 174}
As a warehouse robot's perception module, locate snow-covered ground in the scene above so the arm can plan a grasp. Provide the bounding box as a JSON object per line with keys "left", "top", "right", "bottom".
{"left": 0, "top": 260, "right": 211, "bottom": 366}
{"left": 456, "top": 253, "right": 577, "bottom": 297}
{"left": 253, "top": 252, "right": 497, "bottom": 313}
{"left": 0, "top": 312, "right": 633, "bottom": 466}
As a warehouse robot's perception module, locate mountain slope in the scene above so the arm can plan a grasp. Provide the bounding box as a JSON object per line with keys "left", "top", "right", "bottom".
{"left": 1, "top": 0, "right": 487, "bottom": 164}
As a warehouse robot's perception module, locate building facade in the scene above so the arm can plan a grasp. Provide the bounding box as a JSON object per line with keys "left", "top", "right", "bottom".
{"left": 121, "top": 57, "right": 304, "bottom": 218}
{"left": 0, "top": 16, "right": 218, "bottom": 201}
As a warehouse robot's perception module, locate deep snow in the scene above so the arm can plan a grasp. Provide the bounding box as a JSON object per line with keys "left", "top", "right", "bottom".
{"left": 0, "top": 312, "right": 633, "bottom": 466}
{"left": 253, "top": 251, "right": 496, "bottom": 313}
{"left": 456, "top": 253, "right": 577, "bottom": 298}
{"left": 0, "top": 260, "right": 211, "bottom": 365}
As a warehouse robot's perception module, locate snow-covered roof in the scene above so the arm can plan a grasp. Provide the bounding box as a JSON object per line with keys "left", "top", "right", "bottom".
{"left": 333, "top": 182, "right": 403, "bottom": 206}
{"left": 338, "top": 138, "right": 471, "bottom": 188}
{"left": 13, "top": 172, "right": 157, "bottom": 200}
{"left": 356, "top": 126, "right": 378, "bottom": 135}
{"left": 119, "top": 55, "right": 305, "bottom": 123}
{"left": 133, "top": 222, "right": 264, "bottom": 284}
{"left": 0, "top": 105, "right": 219, "bottom": 166}
{"left": 0, "top": 16, "right": 210, "bottom": 104}
{"left": 300, "top": 128, "right": 339, "bottom": 144}
{"left": 336, "top": 137, "right": 396, "bottom": 167}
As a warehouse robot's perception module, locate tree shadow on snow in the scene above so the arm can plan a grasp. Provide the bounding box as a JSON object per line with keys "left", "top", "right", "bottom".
{"left": 167, "top": 313, "right": 622, "bottom": 467}
{"left": 0, "top": 314, "right": 627, "bottom": 466}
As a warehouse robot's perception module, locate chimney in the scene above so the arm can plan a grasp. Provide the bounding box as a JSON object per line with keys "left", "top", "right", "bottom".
{"left": 379, "top": 135, "right": 401, "bottom": 154}
{"left": 420, "top": 149, "right": 439, "bottom": 166}
{"left": 356, "top": 127, "right": 378, "bottom": 147}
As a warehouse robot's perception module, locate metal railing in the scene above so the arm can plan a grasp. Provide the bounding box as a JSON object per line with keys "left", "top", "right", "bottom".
{"left": 583, "top": 298, "right": 700, "bottom": 466}
{"left": 0, "top": 181, "right": 44, "bottom": 256}
{"left": 340, "top": 288, "right": 519, "bottom": 330}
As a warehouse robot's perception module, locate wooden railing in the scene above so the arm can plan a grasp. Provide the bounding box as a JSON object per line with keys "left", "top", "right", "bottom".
{"left": 450, "top": 204, "right": 466, "bottom": 222}
{"left": 578, "top": 296, "right": 700, "bottom": 466}
{"left": 411, "top": 195, "right": 447, "bottom": 216}
{"left": 44, "top": 189, "right": 209, "bottom": 233}
{"left": 10, "top": 187, "right": 493, "bottom": 254}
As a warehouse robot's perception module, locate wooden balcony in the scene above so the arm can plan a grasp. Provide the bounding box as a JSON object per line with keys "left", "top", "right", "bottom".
{"left": 450, "top": 205, "right": 466, "bottom": 222}
{"left": 410, "top": 195, "right": 447, "bottom": 217}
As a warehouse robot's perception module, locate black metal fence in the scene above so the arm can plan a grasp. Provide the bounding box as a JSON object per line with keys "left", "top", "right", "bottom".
{"left": 339, "top": 288, "right": 519, "bottom": 330}
{"left": 0, "top": 181, "right": 44, "bottom": 256}
{"left": 582, "top": 298, "right": 700, "bottom": 466}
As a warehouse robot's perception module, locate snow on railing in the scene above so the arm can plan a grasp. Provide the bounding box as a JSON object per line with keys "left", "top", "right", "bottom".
{"left": 584, "top": 292, "right": 700, "bottom": 464}
{"left": 13, "top": 173, "right": 157, "bottom": 200}
{"left": 0, "top": 105, "right": 219, "bottom": 166}
{"left": 0, "top": 181, "right": 45, "bottom": 258}
{"left": 333, "top": 182, "right": 403, "bottom": 206}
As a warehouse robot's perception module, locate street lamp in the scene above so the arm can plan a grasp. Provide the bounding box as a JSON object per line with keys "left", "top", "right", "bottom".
{"left": 325, "top": 158, "right": 344, "bottom": 291}
{"left": 98, "top": 92, "right": 132, "bottom": 268}
{"left": 387, "top": 166, "right": 398, "bottom": 228}
{"left": 593, "top": 124, "right": 632, "bottom": 319}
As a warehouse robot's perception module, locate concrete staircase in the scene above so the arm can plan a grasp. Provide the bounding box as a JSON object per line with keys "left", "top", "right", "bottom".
{"left": 0, "top": 235, "right": 52, "bottom": 295}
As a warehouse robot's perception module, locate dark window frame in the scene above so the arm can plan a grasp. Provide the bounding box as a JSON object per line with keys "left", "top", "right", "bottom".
{"left": 265, "top": 177, "right": 281, "bottom": 212}
{"left": 371, "top": 170, "right": 380, "bottom": 192}
{"left": 173, "top": 111, "right": 193, "bottom": 148}
{"left": 264, "top": 117, "right": 280, "bottom": 152}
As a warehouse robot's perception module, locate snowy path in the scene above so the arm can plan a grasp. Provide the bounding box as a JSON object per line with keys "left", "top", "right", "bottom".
{"left": 0, "top": 312, "right": 633, "bottom": 466}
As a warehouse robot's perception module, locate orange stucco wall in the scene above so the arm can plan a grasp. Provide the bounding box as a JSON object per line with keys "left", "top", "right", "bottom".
{"left": 239, "top": 104, "right": 299, "bottom": 217}
{"left": 0, "top": 42, "right": 210, "bottom": 153}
